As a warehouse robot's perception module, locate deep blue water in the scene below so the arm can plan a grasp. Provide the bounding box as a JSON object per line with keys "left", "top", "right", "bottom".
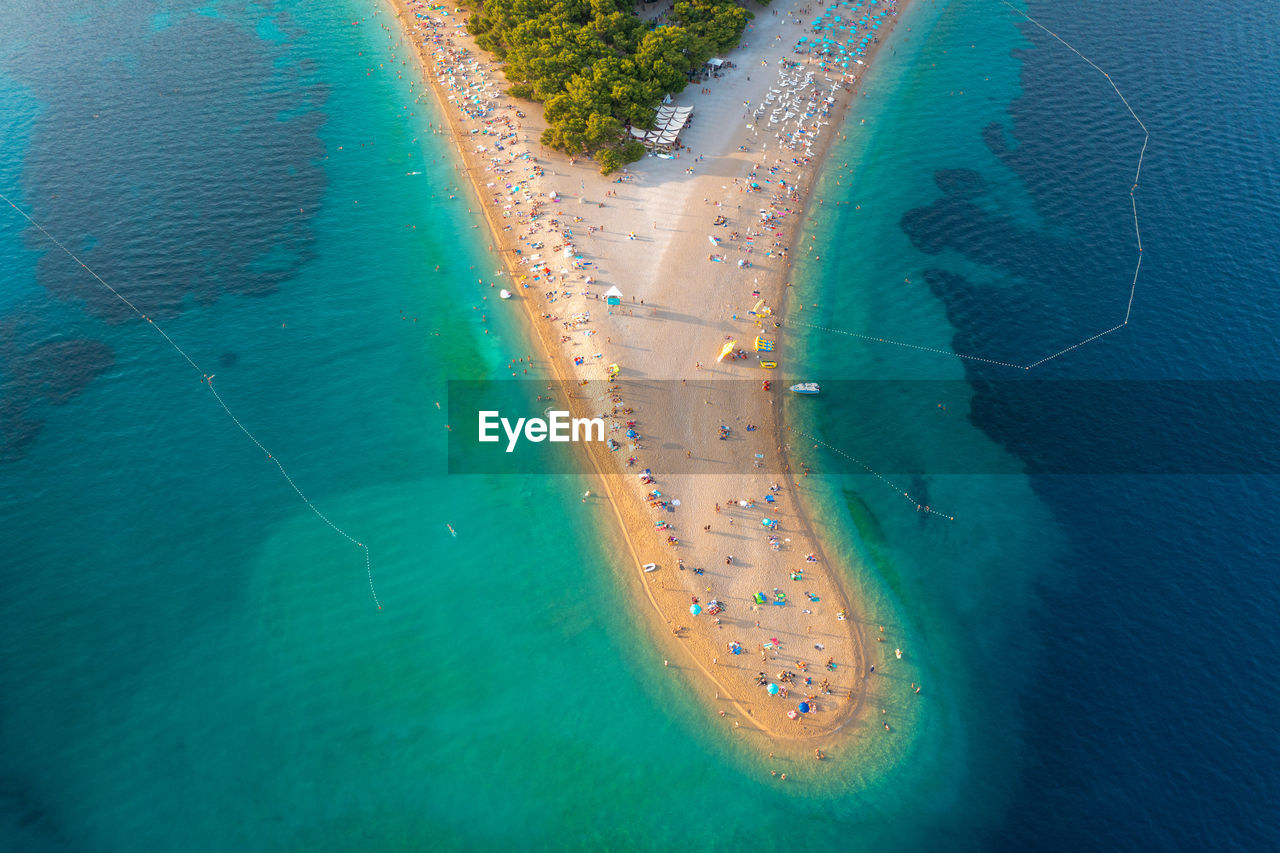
{"left": 983, "top": 1, "right": 1280, "bottom": 847}
{"left": 800, "top": 0, "right": 1280, "bottom": 847}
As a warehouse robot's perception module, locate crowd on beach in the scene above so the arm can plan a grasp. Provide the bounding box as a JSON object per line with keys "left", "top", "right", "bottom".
{"left": 394, "top": 0, "right": 918, "bottom": 746}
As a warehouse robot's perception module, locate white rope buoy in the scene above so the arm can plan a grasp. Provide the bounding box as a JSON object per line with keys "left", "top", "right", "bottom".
{"left": 0, "top": 190, "right": 383, "bottom": 611}
{"left": 786, "top": 1, "right": 1149, "bottom": 372}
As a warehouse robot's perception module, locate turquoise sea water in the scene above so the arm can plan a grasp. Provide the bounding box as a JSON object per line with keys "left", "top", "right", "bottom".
{"left": 4, "top": 0, "right": 1278, "bottom": 849}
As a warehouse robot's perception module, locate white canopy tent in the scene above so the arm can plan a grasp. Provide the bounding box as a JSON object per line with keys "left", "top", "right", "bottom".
{"left": 630, "top": 105, "right": 693, "bottom": 148}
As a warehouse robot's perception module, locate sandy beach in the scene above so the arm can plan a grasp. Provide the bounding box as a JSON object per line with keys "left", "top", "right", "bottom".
{"left": 381, "top": 0, "right": 912, "bottom": 751}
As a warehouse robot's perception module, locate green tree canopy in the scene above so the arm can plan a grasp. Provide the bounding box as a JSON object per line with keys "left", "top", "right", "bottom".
{"left": 465, "top": 0, "right": 751, "bottom": 172}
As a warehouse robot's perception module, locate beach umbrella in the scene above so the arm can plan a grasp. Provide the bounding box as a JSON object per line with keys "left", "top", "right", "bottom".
{"left": 717, "top": 340, "right": 737, "bottom": 362}
{"left": 798, "top": 702, "right": 810, "bottom": 713}
{"left": 787, "top": 710, "right": 799, "bottom": 720}
{"left": 626, "top": 429, "right": 638, "bottom": 439}
{"left": 690, "top": 604, "right": 702, "bottom": 616}
{"left": 767, "top": 683, "right": 780, "bottom": 695}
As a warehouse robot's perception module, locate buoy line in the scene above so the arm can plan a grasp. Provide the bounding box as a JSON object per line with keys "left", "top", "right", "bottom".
{"left": 785, "top": 0, "right": 1148, "bottom": 372}
{"left": 788, "top": 425, "right": 956, "bottom": 521}
{"left": 0, "top": 190, "right": 383, "bottom": 611}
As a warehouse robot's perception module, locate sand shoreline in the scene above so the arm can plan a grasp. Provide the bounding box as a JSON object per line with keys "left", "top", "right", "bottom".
{"left": 383, "top": 0, "right": 912, "bottom": 755}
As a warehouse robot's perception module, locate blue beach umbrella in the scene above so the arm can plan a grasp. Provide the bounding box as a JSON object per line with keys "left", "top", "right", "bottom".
{"left": 798, "top": 702, "right": 810, "bottom": 713}
{"left": 690, "top": 604, "right": 702, "bottom": 616}
{"left": 767, "top": 683, "right": 780, "bottom": 695}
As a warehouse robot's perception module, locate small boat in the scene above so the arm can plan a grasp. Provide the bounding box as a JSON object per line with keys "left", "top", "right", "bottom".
{"left": 499, "top": 289, "right": 512, "bottom": 299}
{"left": 790, "top": 382, "right": 820, "bottom": 395}
{"left": 643, "top": 563, "right": 659, "bottom": 572}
